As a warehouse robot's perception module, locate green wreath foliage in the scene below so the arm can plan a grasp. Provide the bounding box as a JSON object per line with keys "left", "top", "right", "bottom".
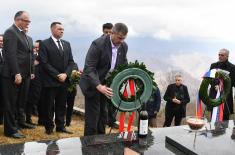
{"left": 105, "top": 60, "right": 157, "bottom": 111}
{"left": 199, "top": 71, "right": 231, "bottom": 107}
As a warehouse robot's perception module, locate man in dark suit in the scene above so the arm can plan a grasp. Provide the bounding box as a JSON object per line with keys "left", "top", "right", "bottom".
{"left": 0, "top": 34, "right": 4, "bottom": 125}
{"left": 163, "top": 75, "right": 190, "bottom": 127}
{"left": 209, "top": 48, "right": 235, "bottom": 120}
{"left": 26, "top": 40, "right": 42, "bottom": 125}
{"left": 2, "top": 11, "right": 35, "bottom": 138}
{"left": 79, "top": 23, "right": 128, "bottom": 136}
{"left": 39, "top": 22, "right": 75, "bottom": 135}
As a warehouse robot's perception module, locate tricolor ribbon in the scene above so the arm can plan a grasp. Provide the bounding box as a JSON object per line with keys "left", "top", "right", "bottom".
{"left": 119, "top": 79, "right": 136, "bottom": 133}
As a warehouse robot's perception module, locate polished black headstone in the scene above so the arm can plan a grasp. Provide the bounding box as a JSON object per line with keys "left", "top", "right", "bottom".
{"left": 1, "top": 120, "right": 233, "bottom": 154}
{"left": 165, "top": 120, "right": 235, "bottom": 155}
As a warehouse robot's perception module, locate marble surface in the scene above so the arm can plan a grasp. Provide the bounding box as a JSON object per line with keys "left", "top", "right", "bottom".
{"left": 0, "top": 120, "right": 234, "bottom": 155}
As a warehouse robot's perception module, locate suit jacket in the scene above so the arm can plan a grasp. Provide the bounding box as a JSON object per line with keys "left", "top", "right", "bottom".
{"left": 2, "top": 24, "right": 34, "bottom": 78}
{"left": 164, "top": 83, "right": 190, "bottom": 117}
{"left": 79, "top": 35, "right": 128, "bottom": 97}
{"left": 39, "top": 37, "right": 75, "bottom": 87}
{"left": 209, "top": 60, "right": 235, "bottom": 114}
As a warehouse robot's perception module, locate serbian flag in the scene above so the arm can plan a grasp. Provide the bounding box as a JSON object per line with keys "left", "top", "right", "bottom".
{"left": 196, "top": 94, "right": 203, "bottom": 118}
{"left": 211, "top": 79, "right": 224, "bottom": 122}
{"left": 119, "top": 79, "right": 136, "bottom": 132}
{"left": 203, "top": 69, "right": 217, "bottom": 78}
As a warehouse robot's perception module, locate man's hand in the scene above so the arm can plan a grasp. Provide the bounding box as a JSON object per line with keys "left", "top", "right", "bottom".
{"left": 15, "top": 74, "right": 22, "bottom": 85}
{"left": 31, "top": 74, "right": 35, "bottom": 80}
{"left": 57, "top": 73, "right": 67, "bottom": 82}
{"left": 172, "top": 98, "right": 181, "bottom": 104}
{"left": 96, "top": 84, "right": 113, "bottom": 99}
{"left": 34, "top": 60, "right": 39, "bottom": 65}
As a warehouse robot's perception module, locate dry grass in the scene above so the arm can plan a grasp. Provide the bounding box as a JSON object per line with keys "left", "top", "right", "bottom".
{"left": 0, "top": 116, "right": 85, "bottom": 145}
{"left": 0, "top": 115, "right": 122, "bottom": 145}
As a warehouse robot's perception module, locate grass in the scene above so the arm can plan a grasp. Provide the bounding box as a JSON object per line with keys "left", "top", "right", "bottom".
{"left": 0, "top": 116, "right": 85, "bottom": 145}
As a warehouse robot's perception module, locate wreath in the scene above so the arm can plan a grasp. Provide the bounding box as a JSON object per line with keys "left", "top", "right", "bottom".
{"left": 106, "top": 60, "right": 157, "bottom": 112}
{"left": 199, "top": 70, "right": 231, "bottom": 107}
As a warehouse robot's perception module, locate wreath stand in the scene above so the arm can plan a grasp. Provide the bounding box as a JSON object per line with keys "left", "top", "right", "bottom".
{"left": 106, "top": 61, "right": 157, "bottom": 140}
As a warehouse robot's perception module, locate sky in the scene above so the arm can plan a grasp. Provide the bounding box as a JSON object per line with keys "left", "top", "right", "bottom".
{"left": 1, "top": 0, "right": 235, "bottom": 79}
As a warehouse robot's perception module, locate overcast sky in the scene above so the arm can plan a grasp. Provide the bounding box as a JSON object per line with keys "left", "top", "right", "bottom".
{"left": 0, "top": 0, "right": 235, "bottom": 78}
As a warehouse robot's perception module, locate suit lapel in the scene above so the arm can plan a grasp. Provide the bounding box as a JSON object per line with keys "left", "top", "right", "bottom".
{"left": 12, "top": 25, "right": 30, "bottom": 51}
{"left": 49, "top": 37, "right": 63, "bottom": 56}
{"left": 106, "top": 36, "right": 112, "bottom": 65}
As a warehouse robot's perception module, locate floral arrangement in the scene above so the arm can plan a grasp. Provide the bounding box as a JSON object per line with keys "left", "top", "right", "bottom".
{"left": 68, "top": 70, "right": 82, "bottom": 92}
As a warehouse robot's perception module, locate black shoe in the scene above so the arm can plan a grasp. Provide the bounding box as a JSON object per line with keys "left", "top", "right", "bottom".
{"left": 45, "top": 129, "right": 53, "bottom": 135}
{"left": 56, "top": 128, "right": 73, "bottom": 134}
{"left": 65, "top": 122, "right": 71, "bottom": 127}
{"left": 19, "top": 123, "right": 36, "bottom": 129}
{"left": 5, "top": 132, "right": 25, "bottom": 139}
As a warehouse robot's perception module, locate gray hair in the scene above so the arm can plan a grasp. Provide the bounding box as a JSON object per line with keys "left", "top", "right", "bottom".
{"left": 220, "top": 48, "right": 229, "bottom": 56}
{"left": 14, "top": 11, "right": 26, "bottom": 20}
{"left": 175, "top": 74, "right": 182, "bottom": 79}
{"left": 112, "top": 23, "right": 128, "bottom": 35}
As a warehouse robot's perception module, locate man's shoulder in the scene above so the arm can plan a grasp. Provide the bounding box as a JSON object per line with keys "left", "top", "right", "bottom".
{"left": 210, "top": 62, "right": 219, "bottom": 68}
{"left": 61, "top": 39, "right": 70, "bottom": 45}
{"left": 93, "top": 35, "right": 107, "bottom": 45}
{"left": 4, "top": 25, "right": 17, "bottom": 36}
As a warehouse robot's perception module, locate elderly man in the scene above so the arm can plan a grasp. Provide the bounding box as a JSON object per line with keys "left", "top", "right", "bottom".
{"left": 163, "top": 74, "right": 190, "bottom": 127}
{"left": 80, "top": 23, "right": 128, "bottom": 136}
{"left": 2, "top": 11, "right": 34, "bottom": 138}
{"left": 209, "top": 48, "right": 235, "bottom": 120}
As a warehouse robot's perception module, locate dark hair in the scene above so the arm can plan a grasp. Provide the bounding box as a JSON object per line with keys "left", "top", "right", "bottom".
{"left": 103, "top": 23, "right": 113, "bottom": 30}
{"left": 50, "top": 22, "right": 62, "bottom": 28}
{"left": 35, "top": 40, "right": 42, "bottom": 43}
{"left": 112, "top": 23, "right": 128, "bottom": 35}
{"left": 14, "top": 11, "right": 25, "bottom": 20}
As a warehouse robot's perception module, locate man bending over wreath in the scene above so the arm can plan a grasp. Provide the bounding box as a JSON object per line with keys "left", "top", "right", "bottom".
{"left": 79, "top": 23, "right": 128, "bottom": 136}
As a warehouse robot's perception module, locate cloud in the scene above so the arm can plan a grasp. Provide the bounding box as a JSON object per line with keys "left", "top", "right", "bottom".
{"left": 1, "top": 0, "right": 235, "bottom": 42}
{"left": 169, "top": 51, "right": 214, "bottom": 79}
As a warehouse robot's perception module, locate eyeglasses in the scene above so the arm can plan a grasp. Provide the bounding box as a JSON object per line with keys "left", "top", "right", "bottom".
{"left": 20, "top": 18, "right": 31, "bottom": 23}
{"left": 218, "top": 54, "right": 225, "bottom": 56}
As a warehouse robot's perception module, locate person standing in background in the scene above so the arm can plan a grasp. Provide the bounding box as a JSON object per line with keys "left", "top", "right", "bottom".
{"left": 163, "top": 74, "right": 190, "bottom": 127}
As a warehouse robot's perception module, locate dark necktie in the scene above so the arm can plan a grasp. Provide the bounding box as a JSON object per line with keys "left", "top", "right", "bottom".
{"left": 57, "top": 40, "right": 63, "bottom": 55}
{"left": 21, "top": 31, "right": 30, "bottom": 49}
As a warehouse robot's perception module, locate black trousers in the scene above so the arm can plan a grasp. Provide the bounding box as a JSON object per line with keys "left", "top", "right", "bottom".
{"left": 84, "top": 92, "right": 107, "bottom": 136}
{"left": 37, "top": 88, "right": 46, "bottom": 125}
{"left": 107, "top": 104, "right": 117, "bottom": 127}
{"left": 26, "top": 76, "right": 42, "bottom": 121}
{"left": 43, "top": 86, "right": 67, "bottom": 130}
{"left": 163, "top": 106, "right": 183, "bottom": 127}
{"left": 2, "top": 77, "right": 30, "bottom": 135}
{"left": 66, "top": 89, "right": 77, "bottom": 125}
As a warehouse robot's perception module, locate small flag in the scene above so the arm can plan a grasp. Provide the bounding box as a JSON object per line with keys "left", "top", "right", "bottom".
{"left": 203, "top": 69, "right": 217, "bottom": 78}
{"left": 196, "top": 94, "right": 203, "bottom": 118}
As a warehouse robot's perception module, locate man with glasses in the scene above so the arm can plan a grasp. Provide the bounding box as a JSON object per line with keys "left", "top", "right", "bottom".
{"left": 2, "top": 11, "right": 34, "bottom": 138}
{"left": 209, "top": 48, "right": 235, "bottom": 120}
{"left": 80, "top": 23, "right": 128, "bottom": 136}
